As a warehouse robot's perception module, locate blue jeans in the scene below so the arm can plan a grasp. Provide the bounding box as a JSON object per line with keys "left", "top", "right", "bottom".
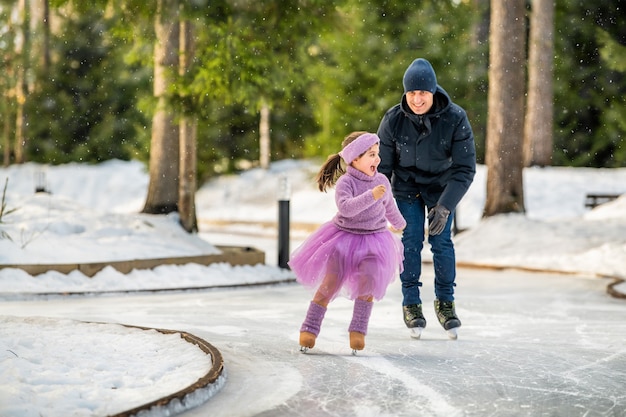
{"left": 397, "top": 198, "right": 456, "bottom": 306}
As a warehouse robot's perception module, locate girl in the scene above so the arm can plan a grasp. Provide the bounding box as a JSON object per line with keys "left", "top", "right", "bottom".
{"left": 290, "top": 131, "right": 406, "bottom": 354}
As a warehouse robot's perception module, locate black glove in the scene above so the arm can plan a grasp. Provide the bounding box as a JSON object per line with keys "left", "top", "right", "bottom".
{"left": 427, "top": 204, "right": 450, "bottom": 236}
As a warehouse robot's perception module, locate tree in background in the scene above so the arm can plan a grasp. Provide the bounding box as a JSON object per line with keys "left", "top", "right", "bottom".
{"left": 1, "top": 0, "right": 50, "bottom": 165}
{"left": 523, "top": 0, "right": 554, "bottom": 167}
{"left": 300, "top": 0, "right": 486, "bottom": 159}
{"left": 595, "top": 28, "right": 626, "bottom": 164}
{"left": 191, "top": 0, "right": 341, "bottom": 170}
{"left": 24, "top": 6, "right": 150, "bottom": 164}
{"left": 484, "top": 0, "right": 526, "bottom": 216}
{"left": 0, "top": 1, "right": 16, "bottom": 166}
{"left": 39, "top": 0, "right": 50, "bottom": 71}
{"left": 178, "top": 16, "right": 197, "bottom": 232}
{"left": 14, "top": 0, "right": 30, "bottom": 164}
{"left": 552, "top": 2, "right": 626, "bottom": 167}
{"left": 2, "top": 0, "right": 625, "bottom": 181}
{"left": 142, "top": 0, "right": 180, "bottom": 215}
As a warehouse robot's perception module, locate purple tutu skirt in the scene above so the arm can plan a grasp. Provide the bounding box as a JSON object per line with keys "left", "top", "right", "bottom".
{"left": 289, "top": 222, "right": 404, "bottom": 302}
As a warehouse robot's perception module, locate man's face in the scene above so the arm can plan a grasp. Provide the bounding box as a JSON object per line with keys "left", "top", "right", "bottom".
{"left": 405, "top": 90, "right": 434, "bottom": 115}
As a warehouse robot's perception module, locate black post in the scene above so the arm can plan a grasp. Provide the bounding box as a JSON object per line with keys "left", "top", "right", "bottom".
{"left": 277, "top": 175, "right": 291, "bottom": 269}
{"left": 278, "top": 199, "right": 290, "bottom": 269}
{"left": 35, "top": 170, "right": 47, "bottom": 193}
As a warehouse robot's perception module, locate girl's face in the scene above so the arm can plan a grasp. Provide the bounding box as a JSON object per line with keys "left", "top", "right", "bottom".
{"left": 352, "top": 143, "right": 380, "bottom": 177}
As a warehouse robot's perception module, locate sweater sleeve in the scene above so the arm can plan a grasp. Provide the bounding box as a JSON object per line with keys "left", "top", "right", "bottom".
{"left": 381, "top": 177, "right": 407, "bottom": 230}
{"left": 385, "top": 197, "right": 406, "bottom": 230}
{"left": 334, "top": 178, "right": 377, "bottom": 218}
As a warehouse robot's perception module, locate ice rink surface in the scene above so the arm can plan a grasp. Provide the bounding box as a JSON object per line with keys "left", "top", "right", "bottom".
{"left": 1, "top": 266, "right": 624, "bottom": 417}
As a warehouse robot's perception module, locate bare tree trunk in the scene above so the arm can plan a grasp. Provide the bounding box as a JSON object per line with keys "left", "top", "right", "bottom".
{"left": 472, "top": 0, "right": 490, "bottom": 48}
{"left": 14, "top": 0, "right": 30, "bottom": 164}
{"left": 41, "top": 0, "right": 50, "bottom": 71}
{"left": 259, "top": 100, "right": 270, "bottom": 169}
{"left": 3, "top": 97, "right": 11, "bottom": 166}
{"left": 29, "top": 1, "right": 48, "bottom": 105}
{"left": 484, "top": 0, "right": 526, "bottom": 217}
{"left": 3, "top": 14, "right": 15, "bottom": 167}
{"left": 178, "top": 17, "right": 198, "bottom": 232}
{"left": 142, "top": 0, "right": 180, "bottom": 214}
{"left": 523, "top": 0, "right": 554, "bottom": 167}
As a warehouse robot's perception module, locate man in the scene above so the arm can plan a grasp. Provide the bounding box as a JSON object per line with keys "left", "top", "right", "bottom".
{"left": 377, "top": 58, "right": 476, "bottom": 339}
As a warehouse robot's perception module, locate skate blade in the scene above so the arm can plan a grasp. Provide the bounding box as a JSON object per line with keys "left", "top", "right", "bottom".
{"left": 446, "top": 328, "right": 459, "bottom": 340}
{"left": 352, "top": 349, "right": 358, "bottom": 356}
{"left": 300, "top": 346, "right": 310, "bottom": 353}
{"left": 409, "top": 327, "right": 423, "bottom": 339}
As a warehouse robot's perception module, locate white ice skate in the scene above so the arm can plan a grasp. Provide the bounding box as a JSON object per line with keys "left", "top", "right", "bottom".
{"left": 446, "top": 327, "right": 458, "bottom": 340}
{"left": 409, "top": 327, "right": 424, "bottom": 339}
{"left": 403, "top": 304, "right": 426, "bottom": 340}
{"left": 434, "top": 299, "right": 461, "bottom": 340}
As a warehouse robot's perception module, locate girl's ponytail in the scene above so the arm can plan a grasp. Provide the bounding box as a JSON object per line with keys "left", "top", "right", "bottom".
{"left": 315, "top": 153, "right": 343, "bottom": 192}
{"left": 315, "top": 131, "right": 369, "bottom": 192}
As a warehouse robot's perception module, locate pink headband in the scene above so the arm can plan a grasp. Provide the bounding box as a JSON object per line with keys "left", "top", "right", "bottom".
{"left": 338, "top": 133, "right": 380, "bottom": 164}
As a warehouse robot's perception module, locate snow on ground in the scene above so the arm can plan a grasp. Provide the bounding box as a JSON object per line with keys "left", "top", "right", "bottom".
{"left": 0, "top": 159, "right": 625, "bottom": 417}
{"left": 0, "top": 315, "right": 215, "bottom": 417}
{"left": 1, "top": 159, "right": 625, "bottom": 280}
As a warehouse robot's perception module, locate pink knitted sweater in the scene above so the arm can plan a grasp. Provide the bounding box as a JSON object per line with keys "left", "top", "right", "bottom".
{"left": 333, "top": 166, "right": 407, "bottom": 234}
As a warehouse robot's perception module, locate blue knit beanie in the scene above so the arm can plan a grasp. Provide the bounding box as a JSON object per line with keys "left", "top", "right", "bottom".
{"left": 402, "top": 58, "right": 437, "bottom": 94}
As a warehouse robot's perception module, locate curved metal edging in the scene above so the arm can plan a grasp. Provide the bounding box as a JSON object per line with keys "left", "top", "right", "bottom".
{"left": 454, "top": 261, "right": 626, "bottom": 301}
{"left": 607, "top": 277, "right": 626, "bottom": 300}
{"left": 108, "top": 325, "right": 225, "bottom": 417}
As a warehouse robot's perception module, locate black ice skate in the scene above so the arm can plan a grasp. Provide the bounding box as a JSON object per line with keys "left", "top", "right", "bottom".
{"left": 403, "top": 304, "right": 426, "bottom": 339}
{"left": 434, "top": 299, "right": 461, "bottom": 340}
